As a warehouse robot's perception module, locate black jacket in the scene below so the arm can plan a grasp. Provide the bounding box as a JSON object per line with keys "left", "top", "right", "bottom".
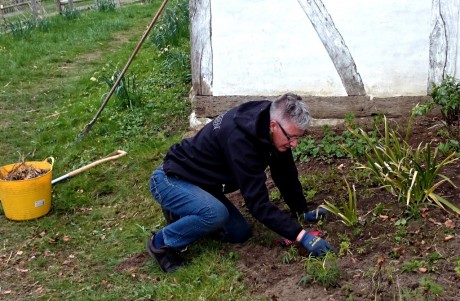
{"left": 163, "top": 100, "right": 308, "bottom": 240}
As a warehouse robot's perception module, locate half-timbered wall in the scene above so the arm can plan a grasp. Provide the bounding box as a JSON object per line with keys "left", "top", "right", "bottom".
{"left": 190, "top": 0, "right": 459, "bottom": 120}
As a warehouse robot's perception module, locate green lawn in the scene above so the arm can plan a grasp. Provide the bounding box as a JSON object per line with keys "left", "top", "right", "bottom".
{"left": 0, "top": 2, "right": 256, "bottom": 300}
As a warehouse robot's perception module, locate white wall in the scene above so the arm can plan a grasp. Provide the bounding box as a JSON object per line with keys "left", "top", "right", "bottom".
{"left": 209, "top": 0, "right": 458, "bottom": 97}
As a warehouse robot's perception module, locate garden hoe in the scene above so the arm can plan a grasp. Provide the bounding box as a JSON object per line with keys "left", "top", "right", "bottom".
{"left": 51, "top": 150, "right": 127, "bottom": 185}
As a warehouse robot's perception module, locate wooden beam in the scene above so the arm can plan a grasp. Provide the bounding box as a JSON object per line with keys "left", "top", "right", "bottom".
{"left": 192, "top": 95, "right": 432, "bottom": 119}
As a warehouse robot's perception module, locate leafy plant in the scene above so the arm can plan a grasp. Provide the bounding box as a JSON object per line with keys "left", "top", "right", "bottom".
{"left": 293, "top": 114, "right": 381, "bottom": 162}
{"left": 292, "top": 136, "right": 319, "bottom": 161}
{"left": 281, "top": 246, "right": 299, "bottom": 264}
{"left": 320, "top": 177, "right": 359, "bottom": 226}
{"left": 99, "top": 69, "right": 143, "bottom": 110}
{"left": 401, "top": 259, "right": 429, "bottom": 273}
{"left": 415, "top": 76, "right": 460, "bottom": 140}
{"left": 95, "top": 0, "right": 116, "bottom": 12}
{"left": 344, "top": 114, "right": 460, "bottom": 217}
{"left": 62, "top": 7, "right": 82, "bottom": 20}
{"left": 5, "top": 17, "right": 49, "bottom": 37}
{"left": 299, "top": 252, "right": 340, "bottom": 288}
{"left": 420, "top": 276, "right": 444, "bottom": 296}
{"left": 454, "top": 258, "right": 460, "bottom": 277}
{"left": 150, "top": 0, "right": 189, "bottom": 50}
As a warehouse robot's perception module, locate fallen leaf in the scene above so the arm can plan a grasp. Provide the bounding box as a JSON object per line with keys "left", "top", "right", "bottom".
{"left": 444, "top": 235, "right": 455, "bottom": 241}
{"left": 391, "top": 247, "right": 406, "bottom": 256}
{"left": 16, "top": 250, "right": 23, "bottom": 255}
{"left": 379, "top": 215, "right": 389, "bottom": 221}
{"left": 428, "top": 218, "right": 442, "bottom": 226}
{"left": 376, "top": 256, "right": 386, "bottom": 269}
{"left": 445, "top": 219, "right": 455, "bottom": 229}
{"left": 420, "top": 208, "right": 429, "bottom": 218}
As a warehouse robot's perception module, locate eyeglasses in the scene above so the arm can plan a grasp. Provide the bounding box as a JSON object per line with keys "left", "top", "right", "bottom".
{"left": 277, "top": 122, "right": 302, "bottom": 142}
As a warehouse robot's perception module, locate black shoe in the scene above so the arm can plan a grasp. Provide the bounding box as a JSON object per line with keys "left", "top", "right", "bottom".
{"left": 162, "top": 208, "right": 180, "bottom": 224}
{"left": 146, "top": 232, "right": 185, "bottom": 273}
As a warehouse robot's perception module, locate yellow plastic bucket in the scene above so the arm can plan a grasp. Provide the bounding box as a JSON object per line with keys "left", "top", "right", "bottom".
{"left": 0, "top": 158, "right": 54, "bottom": 221}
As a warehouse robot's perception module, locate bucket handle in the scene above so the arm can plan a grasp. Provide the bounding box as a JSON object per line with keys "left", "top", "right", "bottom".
{"left": 44, "top": 157, "right": 55, "bottom": 169}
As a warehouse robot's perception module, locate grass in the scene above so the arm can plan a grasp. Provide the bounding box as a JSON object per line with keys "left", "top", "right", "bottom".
{"left": 0, "top": 2, "right": 256, "bottom": 300}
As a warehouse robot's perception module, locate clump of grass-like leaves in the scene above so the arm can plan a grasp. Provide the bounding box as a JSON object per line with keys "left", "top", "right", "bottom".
{"left": 320, "top": 176, "right": 359, "bottom": 226}
{"left": 150, "top": 0, "right": 189, "bottom": 50}
{"left": 4, "top": 17, "right": 50, "bottom": 36}
{"left": 299, "top": 252, "right": 340, "bottom": 288}
{"left": 344, "top": 113, "right": 459, "bottom": 217}
{"left": 62, "top": 7, "right": 82, "bottom": 20}
{"left": 99, "top": 69, "right": 143, "bottom": 110}
{"left": 95, "top": 0, "right": 116, "bottom": 12}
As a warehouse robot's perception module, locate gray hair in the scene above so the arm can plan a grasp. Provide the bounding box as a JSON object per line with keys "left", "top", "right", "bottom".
{"left": 270, "top": 93, "right": 311, "bottom": 130}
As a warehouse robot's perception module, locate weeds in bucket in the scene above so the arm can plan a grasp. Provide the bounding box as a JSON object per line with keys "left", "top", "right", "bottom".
{"left": 0, "top": 153, "right": 49, "bottom": 181}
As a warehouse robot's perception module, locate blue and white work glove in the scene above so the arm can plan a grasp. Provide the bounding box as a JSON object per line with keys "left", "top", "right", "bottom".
{"left": 299, "top": 232, "right": 334, "bottom": 257}
{"left": 304, "top": 207, "right": 328, "bottom": 223}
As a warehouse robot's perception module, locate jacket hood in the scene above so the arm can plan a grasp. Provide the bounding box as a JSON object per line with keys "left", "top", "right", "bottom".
{"left": 233, "top": 100, "right": 272, "bottom": 144}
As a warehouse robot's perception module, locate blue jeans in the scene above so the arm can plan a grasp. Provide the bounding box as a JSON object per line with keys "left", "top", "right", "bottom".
{"left": 150, "top": 165, "right": 252, "bottom": 250}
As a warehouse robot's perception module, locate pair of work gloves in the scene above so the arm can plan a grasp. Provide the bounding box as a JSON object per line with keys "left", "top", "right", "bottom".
{"left": 300, "top": 207, "right": 335, "bottom": 257}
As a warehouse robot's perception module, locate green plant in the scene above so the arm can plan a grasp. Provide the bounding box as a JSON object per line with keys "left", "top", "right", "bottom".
{"left": 281, "top": 246, "right": 299, "bottom": 264}
{"left": 5, "top": 17, "right": 50, "bottom": 37}
{"left": 99, "top": 69, "right": 143, "bottom": 110}
{"left": 431, "top": 76, "right": 460, "bottom": 126}
{"left": 401, "top": 259, "right": 428, "bottom": 273}
{"left": 339, "top": 240, "right": 351, "bottom": 257}
{"left": 454, "top": 258, "right": 460, "bottom": 277}
{"left": 95, "top": 0, "right": 116, "bottom": 12}
{"left": 420, "top": 276, "right": 444, "bottom": 296}
{"left": 373, "top": 203, "right": 384, "bottom": 215}
{"left": 269, "top": 189, "right": 281, "bottom": 202}
{"left": 320, "top": 177, "right": 359, "bottom": 226}
{"left": 344, "top": 114, "right": 460, "bottom": 217}
{"left": 292, "top": 135, "right": 319, "bottom": 161}
{"left": 438, "top": 139, "right": 460, "bottom": 156}
{"left": 299, "top": 252, "right": 340, "bottom": 288}
{"left": 415, "top": 76, "right": 460, "bottom": 140}
{"left": 150, "top": 0, "right": 189, "bottom": 50}
{"left": 62, "top": 7, "right": 82, "bottom": 20}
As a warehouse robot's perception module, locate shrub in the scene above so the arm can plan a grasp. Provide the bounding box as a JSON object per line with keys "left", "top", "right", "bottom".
{"left": 415, "top": 76, "right": 460, "bottom": 140}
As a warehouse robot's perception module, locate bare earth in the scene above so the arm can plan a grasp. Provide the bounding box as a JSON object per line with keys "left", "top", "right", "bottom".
{"left": 225, "top": 115, "right": 460, "bottom": 301}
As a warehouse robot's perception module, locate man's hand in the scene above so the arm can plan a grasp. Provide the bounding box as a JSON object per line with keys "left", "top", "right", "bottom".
{"left": 299, "top": 232, "right": 334, "bottom": 257}
{"left": 304, "top": 207, "right": 328, "bottom": 223}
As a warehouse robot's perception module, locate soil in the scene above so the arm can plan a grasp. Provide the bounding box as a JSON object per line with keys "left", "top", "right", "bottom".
{"left": 106, "top": 115, "right": 460, "bottom": 300}
{"left": 222, "top": 115, "right": 460, "bottom": 301}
